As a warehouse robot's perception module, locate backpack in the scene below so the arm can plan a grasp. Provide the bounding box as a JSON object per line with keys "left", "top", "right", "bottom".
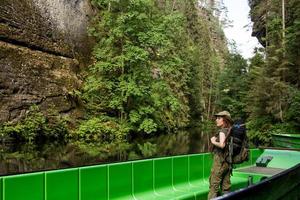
{"left": 225, "top": 120, "right": 249, "bottom": 164}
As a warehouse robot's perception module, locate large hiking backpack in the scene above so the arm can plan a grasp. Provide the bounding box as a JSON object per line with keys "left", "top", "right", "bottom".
{"left": 225, "top": 120, "right": 249, "bottom": 164}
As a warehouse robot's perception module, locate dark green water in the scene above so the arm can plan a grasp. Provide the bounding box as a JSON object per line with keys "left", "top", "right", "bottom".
{"left": 0, "top": 128, "right": 211, "bottom": 176}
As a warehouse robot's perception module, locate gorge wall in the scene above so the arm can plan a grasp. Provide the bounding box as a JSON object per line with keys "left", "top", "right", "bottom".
{"left": 249, "top": 0, "right": 266, "bottom": 47}
{"left": 0, "top": 0, "right": 94, "bottom": 122}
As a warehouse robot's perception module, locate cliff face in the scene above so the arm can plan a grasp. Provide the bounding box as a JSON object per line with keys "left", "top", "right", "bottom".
{"left": 249, "top": 0, "right": 300, "bottom": 49}
{"left": 249, "top": 0, "right": 267, "bottom": 47}
{"left": 0, "top": 0, "right": 94, "bottom": 122}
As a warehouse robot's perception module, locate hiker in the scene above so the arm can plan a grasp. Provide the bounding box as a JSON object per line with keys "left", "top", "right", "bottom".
{"left": 208, "top": 111, "right": 233, "bottom": 200}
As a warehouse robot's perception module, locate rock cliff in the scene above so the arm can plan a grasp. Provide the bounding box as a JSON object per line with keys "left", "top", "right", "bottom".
{"left": 249, "top": 0, "right": 266, "bottom": 47}
{"left": 0, "top": 0, "right": 94, "bottom": 122}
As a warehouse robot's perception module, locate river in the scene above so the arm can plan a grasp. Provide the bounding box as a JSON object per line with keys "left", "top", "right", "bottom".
{"left": 0, "top": 128, "right": 212, "bottom": 176}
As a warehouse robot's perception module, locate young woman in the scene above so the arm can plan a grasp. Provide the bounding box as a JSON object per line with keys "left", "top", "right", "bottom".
{"left": 208, "top": 111, "right": 233, "bottom": 199}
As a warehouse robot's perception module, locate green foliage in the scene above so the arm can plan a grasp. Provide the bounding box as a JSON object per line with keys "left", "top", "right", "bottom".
{"left": 84, "top": 0, "right": 199, "bottom": 136}
{"left": 138, "top": 118, "right": 157, "bottom": 134}
{"left": 245, "top": 0, "right": 300, "bottom": 146}
{"left": 268, "top": 123, "right": 298, "bottom": 135}
{"left": 246, "top": 51, "right": 268, "bottom": 118}
{"left": 137, "top": 142, "right": 157, "bottom": 157}
{"left": 75, "top": 116, "right": 129, "bottom": 143}
{"left": 1, "top": 106, "right": 44, "bottom": 143}
{"left": 217, "top": 53, "right": 248, "bottom": 119}
{"left": 246, "top": 49, "right": 296, "bottom": 144}
{"left": 0, "top": 105, "right": 68, "bottom": 143}
{"left": 286, "top": 89, "right": 300, "bottom": 129}
{"left": 200, "top": 119, "right": 215, "bottom": 134}
{"left": 247, "top": 117, "right": 273, "bottom": 146}
{"left": 285, "top": 0, "right": 300, "bottom": 86}
{"left": 183, "top": 0, "right": 228, "bottom": 124}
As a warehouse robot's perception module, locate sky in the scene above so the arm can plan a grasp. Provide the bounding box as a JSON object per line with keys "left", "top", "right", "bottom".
{"left": 222, "top": 0, "right": 262, "bottom": 59}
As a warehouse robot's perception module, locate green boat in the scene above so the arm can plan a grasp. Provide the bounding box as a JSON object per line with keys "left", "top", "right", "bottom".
{"left": 0, "top": 148, "right": 299, "bottom": 200}
{"left": 272, "top": 133, "right": 300, "bottom": 149}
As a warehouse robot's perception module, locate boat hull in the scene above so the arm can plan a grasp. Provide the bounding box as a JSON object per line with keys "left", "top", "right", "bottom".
{"left": 216, "top": 163, "right": 300, "bottom": 200}
{"left": 0, "top": 149, "right": 299, "bottom": 200}
{"left": 272, "top": 133, "right": 300, "bottom": 149}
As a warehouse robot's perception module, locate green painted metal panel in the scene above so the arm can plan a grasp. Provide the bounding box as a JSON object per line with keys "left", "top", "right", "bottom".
{"left": 46, "top": 168, "right": 79, "bottom": 200}
{"left": 177, "top": 194, "right": 195, "bottom": 200}
{"left": 272, "top": 133, "right": 300, "bottom": 148}
{"left": 153, "top": 158, "right": 188, "bottom": 198}
{"left": 272, "top": 134, "right": 300, "bottom": 138}
{"left": 0, "top": 178, "right": 2, "bottom": 200}
{"left": 230, "top": 176, "right": 248, "bottom": 191}
{"left": 132, "top": 160, "right": 153, "bottom": 194}
{"left": 108, "top": 162, "right": 133, "bottom": 199}
{"left": 172, "top": 156, "right": 199, "bottom": 199}
{"left": 189, "top": 155, "right": 204, "bottom": 181}
{"left": 3, "top": 173, "right": 44, "bottom": 200}
{"left": 250, "top": 149, "right": 264, "bottom": 165}
{"left": 153, "top": 158, "right": 179, "bottom": 198}
{"left": 189, "top": 154, "right": 203, "bottom": 182}
{"left": 195, "top": 192, "right": 208, "bottom": 200}
{"left": 154, "top": 158, "right": 172, "bottom": 189}
{"left": 203, "top": 153, "right": 212, "bottom": 179}
{"left": 233, "top": 173, "right": 264, "bottom": 185}
{"left": 80, "top": 165, "right": 108, "bottom": 200}
{"left": 2, "top": 148, "right": 300, "bottom": 200}
{"left": 260, "top": 149, "right": 300, "bottom": 169}
{"left": 188, "top": 154, "right": 209, "bottom": 199}
{"left": 173, "top": 156, "right": 189, "bottom": 185}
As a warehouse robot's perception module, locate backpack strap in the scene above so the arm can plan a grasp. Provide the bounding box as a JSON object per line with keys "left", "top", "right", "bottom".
{"left": 224, "top": 126, "right": 232, "bottom": 143}
{"left": 224, "top": 126, "right": 233, "bottom": 168}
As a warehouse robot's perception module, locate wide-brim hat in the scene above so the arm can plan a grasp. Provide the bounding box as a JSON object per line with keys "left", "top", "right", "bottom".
{"left": 214, "top": 111, "right": 233, "bottom": 124}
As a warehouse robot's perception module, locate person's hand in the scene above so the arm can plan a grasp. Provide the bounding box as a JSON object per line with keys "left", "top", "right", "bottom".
{"left": 210, "top": 136, "right": 216, "bottom": 144}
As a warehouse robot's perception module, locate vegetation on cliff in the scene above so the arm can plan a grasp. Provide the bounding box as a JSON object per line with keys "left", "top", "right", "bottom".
{"left": 245, "top": 0, "right": 300, "bottom": 145}
{"left": 77, "top": 0, "right": 227, "bottom": 149}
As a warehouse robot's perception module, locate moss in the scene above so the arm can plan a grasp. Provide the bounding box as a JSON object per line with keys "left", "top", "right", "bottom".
{"left": 0, "top": 40, "right": 82, "bottom": 123}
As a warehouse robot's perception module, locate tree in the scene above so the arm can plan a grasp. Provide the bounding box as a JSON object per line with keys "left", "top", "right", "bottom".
{"left": 217, "top": 53, "right": 249, "bottom": 120}
{"left": 84, "top": 0, "right": 191, "bottom": 135}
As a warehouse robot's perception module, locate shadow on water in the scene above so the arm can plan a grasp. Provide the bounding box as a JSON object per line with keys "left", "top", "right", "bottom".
{"left": 0, "top": 128, "right": 212, "bottom": 176}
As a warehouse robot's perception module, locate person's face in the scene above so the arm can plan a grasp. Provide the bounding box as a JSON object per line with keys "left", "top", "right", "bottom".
{"left": 215, "top": 116, "right": 224, "bottom": 127}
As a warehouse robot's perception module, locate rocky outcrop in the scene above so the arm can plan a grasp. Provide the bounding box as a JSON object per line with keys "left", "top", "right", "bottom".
{"left": 0, "top": 0, "right": 94, "bottom": 59}
{"left": 249, "top": 0, "right": 267, "bottom": 47}
{"left": 0, "top": 0, "right": 94, "bottom": 123}
{"left": 0, "top": 41, "right": 81, "bottom": 122}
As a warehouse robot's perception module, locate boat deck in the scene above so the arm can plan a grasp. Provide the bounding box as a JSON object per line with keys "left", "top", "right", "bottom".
{"left": 236, "top": 166, "right": 285, "bottom": 175}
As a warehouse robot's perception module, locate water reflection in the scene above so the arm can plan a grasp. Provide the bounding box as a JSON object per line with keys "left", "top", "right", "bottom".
{"left": 0, "top": 128, "right": 211, "bottom": 176}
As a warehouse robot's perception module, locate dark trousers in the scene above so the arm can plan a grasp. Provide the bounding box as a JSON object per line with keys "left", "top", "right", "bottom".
{"left": 208, "top": 154, "right": 231, "bottom": 199}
